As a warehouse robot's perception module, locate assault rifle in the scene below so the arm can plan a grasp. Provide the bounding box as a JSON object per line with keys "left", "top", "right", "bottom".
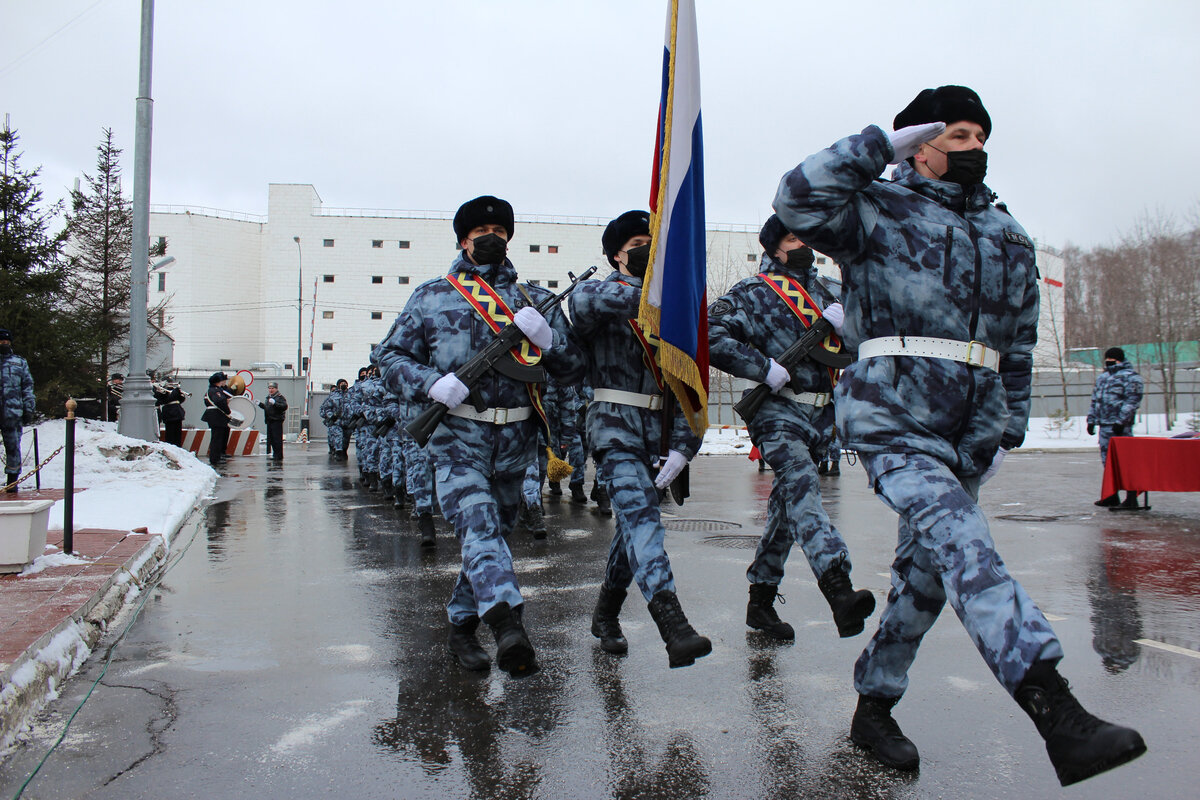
{"left": 733, "top": 318, "right": 852, "bottom": 423}
{"left": 372, "top": 416, "right": 397, "bottom": 437}
{"left": 407, "top": 266, "right": 598, "bottom": 447}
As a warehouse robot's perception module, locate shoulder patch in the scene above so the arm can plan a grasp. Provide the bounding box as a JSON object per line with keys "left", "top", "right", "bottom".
{"left": 708, "top": 298, "right": 735, "bottom": 316}
{"left": 1003, "top": 230, "right": 1034, "bottom": 250}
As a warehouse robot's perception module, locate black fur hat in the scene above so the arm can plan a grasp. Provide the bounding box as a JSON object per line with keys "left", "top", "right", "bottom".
{"left": 894, "top": 85, "right": 992, "bottom": 138}
{"left": 1105, "top": 347, "right": 1126, "bottom": 362}
{"left": 758, "top": 214, "right": 792, "bottom": 256}
{"left": 209, "top": 371, "right": 227, "bottom": 385}
{"left": 453, "top": 195, "right": 515, "bottom": 243}
{"left": 601, "top": 210, "right": 652, "bottom": 267}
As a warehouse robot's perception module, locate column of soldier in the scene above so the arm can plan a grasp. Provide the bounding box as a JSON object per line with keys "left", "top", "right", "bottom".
{"left": 327, "top": 87, "right": 1147, "bottom": 787}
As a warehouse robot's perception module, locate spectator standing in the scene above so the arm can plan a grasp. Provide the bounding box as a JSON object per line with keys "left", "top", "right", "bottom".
{"left": 0, "top": 328, "right": 35, "bottom": 492}
{"left": 260, "top": 381, "right": 289, "bottom": 462}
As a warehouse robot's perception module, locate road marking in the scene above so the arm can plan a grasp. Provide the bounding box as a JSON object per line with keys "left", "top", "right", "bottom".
{"left": 1135, "top": 639, "right": 1200, "bottom": 660}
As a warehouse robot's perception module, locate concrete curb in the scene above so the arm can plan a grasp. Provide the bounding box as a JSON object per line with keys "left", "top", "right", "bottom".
{"left": 0, "top": 534, "right": 169, "bottom": 752}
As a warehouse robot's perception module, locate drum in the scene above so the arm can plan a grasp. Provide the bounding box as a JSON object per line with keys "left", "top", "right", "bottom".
{"left": 227, "top": 395, "right": 256, "bottom": 429}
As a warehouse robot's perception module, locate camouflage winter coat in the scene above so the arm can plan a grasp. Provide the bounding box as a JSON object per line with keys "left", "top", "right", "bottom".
{"left": 373, "top": 254, "right": 585, "bottom": 473}
{"left": 773, "top": 125, "right": 1039, "bottom": 477}
{"left": 1087, "top": 361, "right": 1144, "bottom": 427}
{"left": 708, "top": 253, "right": 838, "bottom": 446}
{"left": 568, "top": 271, "right": 701, "bottom": 461}
{"left": 0, "top": 352, "right": 35, "bottom": 428}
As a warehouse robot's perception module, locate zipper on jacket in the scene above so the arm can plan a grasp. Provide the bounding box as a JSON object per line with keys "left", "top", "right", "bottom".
{"left": 951, "top": 218, "right": 985, "bottom": 453}
{"left": 942, "top": 226, "right": 955, "bottom": 290}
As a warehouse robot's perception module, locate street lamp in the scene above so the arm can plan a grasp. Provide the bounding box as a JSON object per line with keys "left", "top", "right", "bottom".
{"left": 294, "top": 236, "right": 302, "bottom": 378}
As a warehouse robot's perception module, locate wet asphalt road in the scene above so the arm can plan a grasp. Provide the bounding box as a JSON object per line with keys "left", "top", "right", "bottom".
{"left": 1, "top": 446, "right": 1198, "bottom": 799}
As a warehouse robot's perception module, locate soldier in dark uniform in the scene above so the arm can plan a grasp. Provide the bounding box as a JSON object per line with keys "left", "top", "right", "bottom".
{"left": 201, "top": 372, "right": 233, "bottom": 466}
{"left": 708, "top": 215, "right": 875, "bottom": 642}
{"left": 105, "top": 373, "right": 124, "bottom": 422}
{"left": 773, "top": 84, "right": 1145, "bottom": 785}
{"left": 259, "top": 381, "right": 288, "bottom": 462}
{"left": 155, "top": 373, "right": 187, "bottom": 447}
{"left": 569, "top": 210, "right": 710, "bottom": 669}
{"left": 374, "top": 195, "right": 585, "bottom": 678}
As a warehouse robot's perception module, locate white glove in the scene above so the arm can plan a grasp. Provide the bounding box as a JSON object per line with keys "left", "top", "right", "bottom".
{"left": 513, "top": 306, "right": 553, "bottom": 350}
{"left": 887, "top": 122, "right": 946, "bottom": 164}
{"left": 429, "top": 373, "right": 469, "bottom": 408}
{"left": 765, "top": 359, "right": 790, "bottom": 393}
{"left": 980, "top": 447, "right": 1008, "bottom": 486}
{"left": 821, "top": 302, "right": 845, "bottom": 334}
{"left": 654, "top": 450, "right": 689, "bottom": 489}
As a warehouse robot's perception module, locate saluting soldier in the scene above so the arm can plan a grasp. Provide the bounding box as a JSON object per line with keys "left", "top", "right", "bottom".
{"left": 568, "top": 210, "right": 709, "bottom": 669}
{"left": 374, "top": 195, "right": 585, "bottom": 678}
{"left": 708, "top": 214, "right": 875, "bottom": 642}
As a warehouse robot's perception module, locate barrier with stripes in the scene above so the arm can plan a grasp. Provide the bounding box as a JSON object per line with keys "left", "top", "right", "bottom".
{"left": 165, "top": 428, "right": 260, "bottom": 456}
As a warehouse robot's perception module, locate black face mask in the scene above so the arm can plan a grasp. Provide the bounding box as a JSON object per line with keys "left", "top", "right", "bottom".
{"left": 470, "top": 233, "right": 508, "bottom": 265}
{"left": 0, "top": 344, "right": 10, "bottom": 355}
{"left": 939, "top": 149, "right": 988, "bottom": 187}
{"left": 624, "top": 244, "right": 651, "bottom": 278}
{"left": 783, "top": 246, "right": 814, "bottom": 271}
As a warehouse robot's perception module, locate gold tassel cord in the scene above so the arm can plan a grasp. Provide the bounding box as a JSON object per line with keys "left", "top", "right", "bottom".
{"left": 546, "top": 446, "right": 574, "bottom": 483}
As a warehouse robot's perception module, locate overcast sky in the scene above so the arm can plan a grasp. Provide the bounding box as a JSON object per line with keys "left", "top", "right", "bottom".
{"left": 3, "top": 0, "right": 1198, "bottom": 250}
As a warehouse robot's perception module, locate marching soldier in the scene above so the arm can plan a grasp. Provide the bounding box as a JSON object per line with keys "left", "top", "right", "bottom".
{"left": 320, "top": 379, "right": 351, "bottom": 457}
{"left": 708, "top": 214, "right": 875, "bottom": 641}
{"left": 374, "top": 195, "right": 585, "bottom": 678}
{"left": 773, "top": 84, "right": 1145, "bottom": 784}
{"left": 399, "top": 395, "right": 438, "bottom": 547}
{"left": 569, "top": 210, "right": 709, "bottom": 669}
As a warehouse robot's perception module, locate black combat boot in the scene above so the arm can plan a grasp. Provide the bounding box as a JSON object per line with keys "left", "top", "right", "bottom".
{"left": 570, "top": 483, "right": 588, "bottom": 504}
{"left": 591, "top": 482, "right": 612, "bottom": 517}
{"left": 418, "top": 512, "right": 436, "bottom": 548}
{"left": 591, "top": 584, "right": 629, "bottom": 654}
{"left": 380, "top": 476, "right": 394, "bottom": 497}
{"left": 482, "top": 602, "right": 539, "bottom": 678}
{"left": 1094, "top": 493, "right": 1120, "bottom": 507}
{"left": 817, "top": 461, "right": 829, "bottom": 476}
{"left": 826, "top": 460, "right": 841, "bottom": 476}
{"left": 647, "top": 590, "right": 711, "bottom": 668}
{"left": 393, "top": 485, "right": 408, "bottom": 510}
{"left": 817, "top": 555, "right": 876, "bottom": 637}
{"left": 746, "top": 583, "right": 795, "bottom": 640}
{"left": 1015, "top": 661, "right": 1146, "bottom": 786}
{"left": 1119, "top": 491, "right": 1141, "bottom": 510}
{"left": 5, "top": 473, "right": 18, "bottom": 493}
{"left": 367, "top": 472, "right": 381, "bottom": 493}
{"left": 525, "top": 503, "right": 547, "bottom": 540}
{"left": 850, "top": 694, "right": 920, "bottom": 771}
{"left": 548, "top": 481, "right": 562, "bottom": 497}
{"left": 447, "top": 617, "right": 491, "bottom": 672}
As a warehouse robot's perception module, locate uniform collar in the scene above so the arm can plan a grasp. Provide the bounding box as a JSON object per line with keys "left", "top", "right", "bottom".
{"left": 891, "top": 161, "right": 995, "bottom": 213}
{"left": 452, "top": 252, "right": 517, "bottom": 286}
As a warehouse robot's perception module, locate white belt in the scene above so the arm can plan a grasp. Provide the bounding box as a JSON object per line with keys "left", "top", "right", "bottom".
{"left": 777, "top": 388, "right": 832, "bottom": 407}
{"left": 446, "top": 405, "right": 532, "bottom": 424}
{"left": 593, "top": 388, "right": 664, "bottom": 411}
{"left": 857, "top": 336, "right": 1000, "bottom": 371}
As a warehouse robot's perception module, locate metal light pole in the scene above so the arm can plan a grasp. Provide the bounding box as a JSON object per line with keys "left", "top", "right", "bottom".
{"left": 294, "top": 236, "right": 302, "bottom": 378}
{"left": 119, "top": 0, "right": 159, "bottom": 442}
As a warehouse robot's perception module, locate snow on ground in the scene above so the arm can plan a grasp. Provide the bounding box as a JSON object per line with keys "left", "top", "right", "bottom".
{"left": 699, "top": 413, "right": 1197, "bottom": 456}
{"left": 19, "top": 419, "right": 216, "bottom": 544}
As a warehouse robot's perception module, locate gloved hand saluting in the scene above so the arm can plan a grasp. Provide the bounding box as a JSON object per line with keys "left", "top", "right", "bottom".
{"left": 822, "top": 302, "right": 845, "bottom": 335}
{"left": 888, "top": 122, "right": 946, "bottom": 164}
{"left": 654, "top": 450, "right": 689, "bottom": 489}
{"left": 429, "top": 373, "right": 470, "bottom": 408}
{"left": 765, "top": 359, "right": 790, "bottom": 393}
{"left": 513, "top": 307, "right": 553, "bottom": 350}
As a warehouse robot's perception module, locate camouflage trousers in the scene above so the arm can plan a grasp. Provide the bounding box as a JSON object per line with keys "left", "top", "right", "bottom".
{"left": 326, "top": 423, "right": 347, "bottom": 452}
{"left": 384, "top": 427, "right": 405, "bottom": 488}
{"left": 562, "top": 425, "right": 586, "bottom": 490}
{"left": 378, "top": 430, "right": 395, "bottom": 479}
{"left": 597, "top": 449, "right": 676, "bottom": 601}
{"left": 826, "top": 431, "right": 841, "bottom": 466}
{"left": 748, "top": 430, "right": 851, "bottom": 585}
{"left": 1097, "top": 423, "right": 1130, "bottom": 465}
{"left": 436, "top": 462, "right": 526, "bottom": 626}
{"left": 854, "top": 452, "right": 1064, "bottom": 699}
{"left": 402, "top": 435, "right": 435, "bottom": 514}
{"left": 522, "top": 447, "right": 546, "bottom": 507}
{"left": 358, "top": 431, "right": 380, "bottom": 472}
{"left": 2, "top": 425, "right": 21, "bottom": 472}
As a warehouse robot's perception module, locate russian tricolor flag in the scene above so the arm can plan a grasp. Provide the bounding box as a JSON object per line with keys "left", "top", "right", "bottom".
{"left": 640, "top": 0, "right": 708, "bottom": 434}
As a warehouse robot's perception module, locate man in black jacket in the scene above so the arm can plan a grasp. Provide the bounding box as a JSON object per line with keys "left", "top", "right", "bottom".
{"left": 201, "top": 372, "right": 233, "bottom": 466}
{"left": 260, "top": 382, "right": 288, "bottom": 462}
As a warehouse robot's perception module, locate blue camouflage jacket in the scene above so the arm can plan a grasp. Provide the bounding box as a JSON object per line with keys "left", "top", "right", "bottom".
{"left": 544, "top": 379, "right": 582, "bottom": 449}
{"left": 1087, "top": 361, "right": 1143, "bottom": 426}
{"left": 373, "top": 254, "right": 585, "bottom": 472}
{"left": 773, "top": 125, "right": 1040, "bottom": 476}
{"left": 708, "top": 253, "right": 838, "bottom": 446}
{"left": 0, "top": 352, "right": 35, "bottom": 428}
{"left": 568, "top": 271, "right": 702, "bottom": 461}
{"left": 319, "top": 388, "right": 348, "bottom": 425}
{"left": 358, "top": 376, "right": 390, "bottom": 424}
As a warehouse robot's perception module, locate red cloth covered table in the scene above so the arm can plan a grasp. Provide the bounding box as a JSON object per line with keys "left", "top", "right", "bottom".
{"left": 1101, "top": 436, "right": 1200, "bottom": 498}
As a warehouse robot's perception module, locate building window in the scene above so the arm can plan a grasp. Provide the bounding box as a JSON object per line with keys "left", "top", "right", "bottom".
{"left": 548, "top": 280, "right": 559, "bottom": 288}
{"left": 284, "top": 363, "right": 293, "bottom": 371}
{"left": 220, "top": 358, "right": 231, "bottom": 367}
{"left": 398, "top": 240, "right": 410, "bottom": 249}
{"left": 529, "top": 245, "right": 541, "bottom": 253}
{"left": 398, "top": 276, "right": 410, "bottom": 285}
{"left": 371, "top": 311, "right": 383, "bottom": 320}
{"left": 816, "top": 256, "right": 827, "bottom": 265}
{"left": 323, "top": 239, "right": 334, "bottom": 248}
{"left": 548, "top": 246, "right": 559, "bottom": 254}
{"left": 371, "top": 275, "right": 383, "bottom": 284}
{"left": 747, "top": 254, "right": 756, "bottom": 262}
{"left": 322, "top": 310, "right": 334, "bottom": 319}
{"left": 323, "top": 274, "right": 334, "bottom": 283}
{"left": 157, "top": 272, "right": 165, "bottom": 292}
{"left": 372, "top": 239, "right": 383, "bottom": 248}
{"left": 321, "top": 343, "right": 333, "bottom": 351}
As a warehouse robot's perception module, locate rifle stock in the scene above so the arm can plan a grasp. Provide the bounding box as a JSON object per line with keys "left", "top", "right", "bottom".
{"left": 405, "top": 266, "right": 598, "bottom": 447}
{"left": 733, "top": 318, "right": 836, "bottom": 424}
